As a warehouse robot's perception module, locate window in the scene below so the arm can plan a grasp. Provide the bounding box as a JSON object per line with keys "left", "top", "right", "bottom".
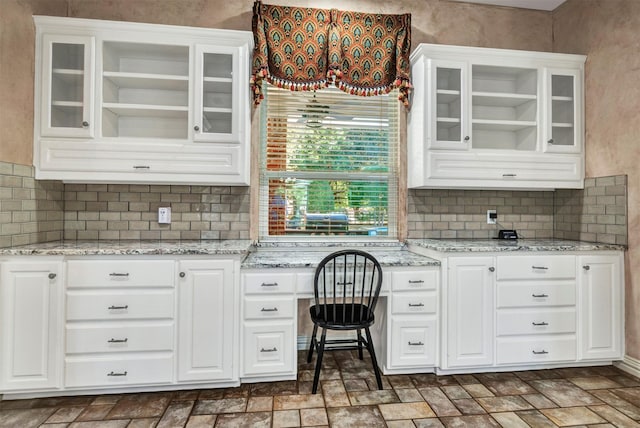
{"left": 259, "top": 84, "right": 399, "bottom": 239}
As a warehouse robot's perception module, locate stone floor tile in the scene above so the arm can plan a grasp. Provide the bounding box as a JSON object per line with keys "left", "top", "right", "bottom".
{"left": 475, "top": 396, "right": 533, "bottom": 412}
{"left": 439, "top": 414, "right": 501, "bottom": 427}
{"left": 246, "top": 396, "right": 273, "bottom": 412}
{"left": 540, "top": 406, "right": 606, "bottom": 426}
{"left": 321, "top": 379, "right": 350, "bottom": 407}
{"left": 0, "top": 407, "right": 57, "bottom": 428}
{"left": 273, "top": 409, "right": 301, "bottom": 427}
{"left": 348, "top": 389, "right": 399, "bottom": 406}
{"left": 482, "top": 378, "right": 537, "bottom": 396}
{"left": 326, "top": 405, "right": 386, "bottom": 428}
{"left": 46, "top": 406, "right": 85, "bottom": 423}
{"left": 127, "top": 418, "right": 159, "bottom": 428}
{"left": 379, "top": 402, "right": 436, "bottom": 420}
{"left": 297, "top": 381, "right": 314, "bottom": 395}
{"left": 222, "top": 384, "right": 250, "bottom": 398}
{"left": 411, "top": 374, "right": 459, "bottom": 388}
{"left": 365, "top": 376, "right": 393, "bottom": 390}
{"left": 300, "top": 408, "right": 328, "bottom": 426}
{"left": 515, "top": 410, "right": 557, "bottom": 428}
{"left": 40, "top": 423, "right": 69, "bottom": 427}
{"left": 589, "top": 404, "right": 640, "bottom": 427}
{"left": 418, "top": 387, "right": 461, "bottom": 417}
{"left": 413, "top": 418, "right": 445, "bottom": 427}
{"left": 611, "top": 387, "right": 640, "bottom": 407}
{"left": 172, "top": 390, "right": 200, "bottom": 401}
{"left": 388, "top": 375, "right": 416, "bottom": 389}
{"left": 214, "top": 411, "right": 271, "bottom": 427}
{"left": 461, "top": 384, "right": 494, "bottom": 398}
{"left": 185, "top": 414, "right": 217, "bottom": 427}
{"left": 36, "top": 397, "right": 97, "bottom": 408}
{"left": 514, "top": 370, "right": 543, "bottom": 381}
{"left": 76, "top": 405, "right": 115, "bottom": 422}
{"left": 451, "top": 399, "right": 486, "bottom": 415}
{"left": 273, "top": 394, "right": 325, "bottom": 410}
{"left": 591, "top": 389, "right": 640, "bottom": 419}
{"left": 529, "top": 379, "right": 603, "bottom": 407}
{"left": 299, "top": 369, "right": 341, "bottom": 382}
{"left": 0, "top": 398, "right": 38, "bottom": 410}
{"left": 386, "top": 420, "right": 418, "bottom": 428}
{"left": 68, "top": 421, "right": 131, "bottom": 428}
{"left": 156, "top": 400, "right": 193, "bottom": 428}
{"left": 91, "top": 396, "right": 122, "bottom": 406}
{"left": 568, "top": 376, "right": 622, "bottom": 390}
{"left": 343, "top": 379, "right": 369, "bottom": 392}
{"left": 191, "top": 398, "right": 247, "bottom": 414}
{"left": 251, "top": 380, "right": 299, "bottom": 396}
{"left": 452, "top": 375, "right": 478, "bottom": 385}
{"left": 521, "top": 393, "right": 558, "bottom": 409}
{"left": 608, "top": 375, "right": 640, "bottom": 387}
{"left": 396, "top": 388, "right": 425, "bottom": 403}
{"left": 441, "top": 386, "right": 471, "bottom": 400}
{"left": 197, "top": 389, "right": 224, "bottom": 400}
{"left": 474, "top": 372, "right": 517, "bottom": 383}
{"left": 490, "top": 412, "right": 530, "bottom": 428}
{"left": 105, "top": 393, "right": 172, "bottom": 419}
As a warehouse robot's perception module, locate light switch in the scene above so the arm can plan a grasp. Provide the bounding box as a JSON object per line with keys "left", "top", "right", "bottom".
{"left": 158, "top": 207, "right": 171, "bottom": 224}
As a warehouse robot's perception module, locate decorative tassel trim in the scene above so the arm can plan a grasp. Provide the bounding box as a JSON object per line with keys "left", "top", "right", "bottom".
{"left": 252, "top": 67, "right": 330, "bottom": 105}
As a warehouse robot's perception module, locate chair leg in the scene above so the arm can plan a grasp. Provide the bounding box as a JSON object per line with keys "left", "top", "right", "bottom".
{"left": 357, "top": 329, "right": 364, "bottom": 360}
{"left": 307, "top": 324, "right": 318, "bottom": 363}
{"left": 364, "top": 327, "right": 383, "bottom": 390}
{"left": 312, "top": 328, "right": 327, "bottom": 394}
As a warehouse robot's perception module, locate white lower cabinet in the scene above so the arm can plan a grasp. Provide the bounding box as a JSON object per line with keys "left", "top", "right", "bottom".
{"left": 242, "top": 323, "right": 294, "bottom": 377}
{"left": 389, "top": 317, "right": 437, "bottom": 368}
{"left": 0, "top": 259, "right": 63, "bottom": 392}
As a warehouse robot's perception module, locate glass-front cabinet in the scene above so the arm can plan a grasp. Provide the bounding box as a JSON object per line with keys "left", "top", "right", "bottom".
{"left": 544, "top": 68, "right": 581, "bottom": 154}
{"left": 40, "top": 34, "right": 94, "bottom": 138}
{"left": 431, "top": 60, "right": 468, "bottom": 150}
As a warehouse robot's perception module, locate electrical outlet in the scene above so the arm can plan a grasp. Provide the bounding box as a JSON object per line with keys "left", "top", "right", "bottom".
{"left": 158, "top": 207, "right": 171, "bottom": 224}
{"left": 487, "top": 209, "right": 497, "bottom": 225}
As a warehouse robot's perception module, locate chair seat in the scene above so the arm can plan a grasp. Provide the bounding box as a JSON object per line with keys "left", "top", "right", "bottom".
{"left": 309, "top": 304, "right": 374, "bottom": 330}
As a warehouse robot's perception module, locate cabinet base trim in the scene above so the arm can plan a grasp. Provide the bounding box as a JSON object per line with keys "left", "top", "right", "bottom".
{"left": 436, "top": 360, "right": 616, "bottom": 376}
{"left": 614, "top": 355, "right": 640, "bottom": 379}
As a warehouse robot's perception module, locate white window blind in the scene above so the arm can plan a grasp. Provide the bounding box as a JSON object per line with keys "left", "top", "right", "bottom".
{"left": 259, "top": 84, "right": 399, "bottom": 239}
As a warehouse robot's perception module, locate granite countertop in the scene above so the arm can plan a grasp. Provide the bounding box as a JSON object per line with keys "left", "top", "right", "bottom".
{"left": 0, "top": 240, "right": 253, "bottom": 256}
{"left": 406, "top": 238, "right": 626, "bottom": 253}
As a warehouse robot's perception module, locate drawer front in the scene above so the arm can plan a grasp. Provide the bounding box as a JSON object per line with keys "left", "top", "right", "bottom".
{"left": 497, "top": 255, "right": 576, "bottom": 280}
{"left": 67, "top": 260, "right": 174, "bottom": 288}
{"left": 497, "top": 308, "right": 576, "bottom": 336}
{"left": 244, "top": 272, "right": 295, "bottom": 294}
{"left": 65, "top": 355, "right": 173, "bottom": 387}
{"left": 390, "top": 317, "right": 437, "bottom": 368}
{"left": 243, "top": 322, "right": 294, "bottom": 376}
{"left": 67, "top": 290, "right": 174, "bottom": 321}
{"left": 496, "top": 336, "right": 577, "bottom": 365}
{"left": 244, "top": 296, "right": 295, "bottom": 320}
{"left": 66, "top": 323, "right": 174, "bottom": 354}
{"left": 497, "top": 281, "right": 576, "bottom": 308}
{"left": 392, "top": 270, "right": 438, "bottom": 291}
{"left": 392, "top": 292, "right": 437, "bottom": 315}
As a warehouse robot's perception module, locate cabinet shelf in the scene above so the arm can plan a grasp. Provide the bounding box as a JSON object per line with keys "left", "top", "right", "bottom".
{"left": 52, "top": 101, "right": 83, "bottom": 108}
{"left": 203, "top": 107, "right": 233, "bottom": 114}
{"left": 473, "top": 92, "right": 536, "bottom": 107}
{"left": 437, "top": 89, "right": 460, "bottom": 103}
{"left": 552, "top": 122, "right": 574, "bottom": 128}
{"left": 103, "top": 71, "right": 188, "bottom": 90}
{"left": 552, "top": 96, "right": 573, "bottom": 102}
{"left": 472, "top": 119, "right": 536, "bottom": 132}
{"left": 437, "top": 117, "right": 461, "bottom": 128}
{"left": 103, "top": 103, "right": 188, "bottom": 118}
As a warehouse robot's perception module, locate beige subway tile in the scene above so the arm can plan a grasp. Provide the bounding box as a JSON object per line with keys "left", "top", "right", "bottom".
{"left": 107, "top": 221, "right": 129, "bottom": 230}
{"left": 606, "top": 225, "right": 627, "bottom": 235}
{"left": 220, "top": 231, "right": 241, "bottom": 239}
{"left": 201, "top": 231, "right": 221, "bottom": 240}
{"left": 107, "top": 184, "right": 130, "bottom": 193}
{"left": 140, "top": 231, "right": 162, "bottom": 240}
{"left": 129, "top": 221, "right": 150, "bottom": 231}
{"left": 64, "top": 230, "right": 77, "bottom": 240}
{"left": 78, "top": 212, "right": 100, "bottom": 221}
{"left": 181, "top": 194, "right": 201, "bottom": 203}
{"left": 128, "top": 202, "right": 150, "bottom": 212}
{"left": 596, "top": 233, "right": 616, "bottom": 244}
{"left": 65, "top": 184, "right": 87, "bottom": 192}
{"left": 120, "top": 230, "right": 141, "bottom": 240}
{"left": 121, "top": 212, "right": 141, "bottom": 221}
{"left": 161, "top": 194, "right": 182, "bottom": 203}
{"left": 140, "top": 193, "right": 161, "bottom": 202}
{"left": 150, "top": 185, "right": 171, "bottom": 193}
{"left": 99, "top": 230, "right": 120, "bottom": 240}
{"left": 170, "top": 222, "right": 190, "bottom": 231}
{"left": 180, "top": 231, "right": 201, "bottom": 240}
{"left": 100, "top": 212, "right": 121, "bottom": 221}
{"left": 120, "top": 192, "right": 141, "bottom": 202}
{"left": 190, "top": 186, "right": 211, "bottom": 194}
{"left": 108, "top": 202, "right": 129, "bottom": 211}
{"left": 77, "top": 231, "right": 99, "bottom": 240}
{"left": 86, "top": 202, "right": 108, "bottom": 211}
{"left": 129, "top": 185, "right": 150, "bottom": 193}
{"left": 161, "top": 231, "right": 181, "bottom": 240}
{"left": 98, "top": 192, "right": 120, "bottom": 202}
{"left": 182, "top": 213, "right": 202, "bottom": 222}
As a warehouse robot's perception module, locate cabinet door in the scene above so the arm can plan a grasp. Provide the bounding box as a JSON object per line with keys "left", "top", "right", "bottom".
{"left": 0, "top": 261, "right": 62, "bottom": 391}
{"left": 390, "top": 316, "right": 437, "bottom": 368}
{"left": 193, "top": 45, "right": 242, "bottom": 143}
{"left": 40, "top": 34, "right": 95, "bottom": 138}
{"left": 430, "top": 59, "right": 470, "bottom": 150}
{"left": 447, "top": 257, "right": 495, "bottom": 368}
{"left": 177, "top": 260, "right": 236, "bottom": 382}
{"left": 544, "top": 68, "right": 582, "bottom": 154}
{"left": 579, "top": 255, "right": 623, "bottom": 360}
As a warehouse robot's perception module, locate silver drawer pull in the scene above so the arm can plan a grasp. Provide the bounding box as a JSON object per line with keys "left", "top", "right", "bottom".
{"left": 107, "top": 371, "right": 128, "bottom": 377}
{"left": 48, "top": 273, "right": 57, "bottom": 279}
{"left": 261, "top": 307, "right": 279, "bottom": 312}
{"left": 583, "top": 265, "right": 590, "bottom": 271}
{"left": 408, "top": 303, "right": 425, "bottom": 307}
{"left": 261, "top": 282, "right": 278, "bottom": 287}
{"left": 108, "top": 305, "right": 128, "bottom": 310}
{"left": 260, "top": 347, "right": 277, "bottom": 353}
{"left": 108, "top": 338, "right": 128, "bottom": 343}
{"left": 502, "top": 173, "right": 517, "bottom": 177}
{"left": 133, "top": 165, "right": 150, "bottom": 170}
{"left": 408, "top": 280, "right": 424, "bottom": 284}
{"left": 532, "top": 350, "right": 549, "bottom": 355}
{"left": 408, "top": 341, "right": 424, "bottom": 346}
{"left": 109, "top": 272, "right": 130, "bottom": 277}
{"left": 532, "top": 266, "right": 549, "bottom": 270}
{"left": 532, "top": 322, "right": 549, "bottom": 326}
{"left": 532, "top": 293, "right": 549, "bottom": 298}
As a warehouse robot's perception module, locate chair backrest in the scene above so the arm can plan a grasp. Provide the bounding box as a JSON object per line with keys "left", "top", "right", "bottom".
{"left": 312, "top": 250, "right": 383, "bottom": 326}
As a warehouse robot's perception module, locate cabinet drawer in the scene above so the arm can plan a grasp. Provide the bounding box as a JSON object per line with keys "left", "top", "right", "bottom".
{"left": 244, "top": 296, "right": 295, "bottom": 320}
{"left": 392, "top": 292, "right": 437, "bottom": 314}
{"left": 392, "top": 270, "right": 438, "bottom": 291}
{"left": 243, "top": 322, "right": 294, "bottom": 376}
{"left": 497, "top": 281, "right": 576, "bottom": 308}
{"left": 496, "top": 336, "right": 576, "bottom": 365}
{"left": 65, "top": 355, "right": 173, "bottom": 387}
{"left": 66, "top": 323, "right": 174, "bottom": 354}
{"left": 243, "top": 272, "right": 295, "bottom": 294}
{"left": 497, "top": 255, "right": 576, "bottom": 280}
{"left": 67, "top": 290, "right": 174, "bottom": 321}
{"left": 497, "top": 308, "right": 576, "bottom": 336}
{"left": 67, "top": 260, "right": 174, "bottom": 288}
{"left": 390, "top": 316, "right": 437, "bottom": 368}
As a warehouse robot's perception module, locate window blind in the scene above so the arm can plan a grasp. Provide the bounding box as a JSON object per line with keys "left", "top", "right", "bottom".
{"left": 259, "top": 84, "right": 399, "bottom": 239}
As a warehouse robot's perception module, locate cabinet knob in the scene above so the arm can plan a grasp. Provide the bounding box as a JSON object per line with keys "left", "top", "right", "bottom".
{"left": 488, "top": 267, "right": 495, "bottom": 272}
{"left": 194, "top": 125, "right": 200, "bottom": 132}
{"left": 583, "top": 265, "right": 590, "bottom": 271}
{"left": 548, "top": 138, "right": 554, "bottom": 144}
{"left": 48, "top": 273, "right": 56, "bottom": 279}
{"left": 179, "top": 272, "right": 186, "bottom": 278}
{"left": 82, "top": 121, "right": 89, "bottom": 127}
{"left": 464, "top": 136, "right": 470, "bottom": 141}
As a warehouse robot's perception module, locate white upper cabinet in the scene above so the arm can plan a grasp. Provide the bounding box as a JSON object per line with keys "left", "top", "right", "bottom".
{"left": 408, "top": 44, "right": 586, "bottom": 190}
{"left": 34, "top": 16, "right": 252, "bottom": 185}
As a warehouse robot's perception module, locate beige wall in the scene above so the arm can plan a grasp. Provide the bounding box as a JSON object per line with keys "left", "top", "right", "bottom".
{"left": 553, "top": 0, "right": 640, "bottom": 360}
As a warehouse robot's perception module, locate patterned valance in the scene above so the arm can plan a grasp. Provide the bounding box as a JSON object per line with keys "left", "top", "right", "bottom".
{"left": 251, "top": 1, "right": 412, "bottom": 108}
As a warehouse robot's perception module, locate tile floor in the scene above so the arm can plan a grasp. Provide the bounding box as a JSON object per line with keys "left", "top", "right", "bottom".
{"left": 2, "top": 350, "right": 640, "bottom": 427}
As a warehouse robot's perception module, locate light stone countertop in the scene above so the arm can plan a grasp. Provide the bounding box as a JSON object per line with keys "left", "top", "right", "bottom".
{"left": 406, "top": 238, "right": 626, "bottom": 253}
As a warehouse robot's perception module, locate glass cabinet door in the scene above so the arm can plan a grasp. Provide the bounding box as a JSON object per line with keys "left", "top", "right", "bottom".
{"left": 41, "top": 34, "right": 94, "bottom": 138}
{"left": 430, "top": 59, "right": 469, "bottom": 150}
{"left": 545, "top": 68, "right": 582, "bottom": 153}
{"left": 193, "top": 45, "right": 241, "bottom": 143}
